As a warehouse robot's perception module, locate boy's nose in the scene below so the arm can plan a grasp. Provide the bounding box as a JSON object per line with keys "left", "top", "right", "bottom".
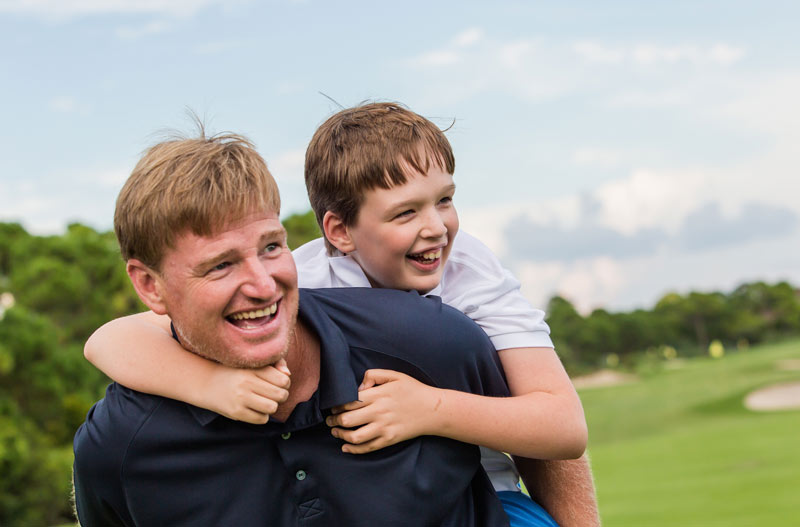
{"left": 240, "top": 256, "right": 278, "bottom": 299}
{"left": 421, "top": 210, "right": 448, "bottom": 239}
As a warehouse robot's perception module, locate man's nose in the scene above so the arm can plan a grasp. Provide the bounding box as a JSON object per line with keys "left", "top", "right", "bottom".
{"left": 239, "top": 256, "right": 277, "bottom": 298}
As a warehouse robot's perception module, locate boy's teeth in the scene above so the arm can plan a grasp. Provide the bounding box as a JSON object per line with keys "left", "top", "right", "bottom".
{"left": 230, "top": 303, "right": 277, "bottom": 320}
{"left": 420, "top": 249, "right": 442, "bottom": 261}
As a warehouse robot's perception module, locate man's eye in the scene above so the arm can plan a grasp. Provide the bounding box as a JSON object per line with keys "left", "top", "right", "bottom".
{"left": 438, "top": 196, "right": 453, "bottom": 205}
{"left": 265, "top": 243, "right": 280, "bottom": 253}
{"left": 212, "top": 262, "right": 230, "bottom": 272}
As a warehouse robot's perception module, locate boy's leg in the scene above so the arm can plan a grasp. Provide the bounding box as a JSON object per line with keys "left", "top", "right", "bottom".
{"left": 497, "top": 491, "right": 560, "bottom": 527}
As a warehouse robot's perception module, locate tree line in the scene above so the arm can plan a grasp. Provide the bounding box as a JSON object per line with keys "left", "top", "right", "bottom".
{"left": 1, "top": 216, "right": 798, "bottom": 525}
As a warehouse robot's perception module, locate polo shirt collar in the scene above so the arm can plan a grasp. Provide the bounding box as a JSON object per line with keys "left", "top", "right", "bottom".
{"left": 297, "top": 289, "right": 360, "bottom": 410}
{"left": 328, "top": 254, "right": 372, "bottom": 287}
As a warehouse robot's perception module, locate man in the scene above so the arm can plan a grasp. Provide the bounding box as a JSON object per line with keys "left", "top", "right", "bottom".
{"left": 73, "top": 131, "right": 513, "bottom": 526}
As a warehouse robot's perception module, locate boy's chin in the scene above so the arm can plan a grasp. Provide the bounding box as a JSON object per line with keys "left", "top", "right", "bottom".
{"left": 400, "top": 276, "right": 442, "bottom": 295}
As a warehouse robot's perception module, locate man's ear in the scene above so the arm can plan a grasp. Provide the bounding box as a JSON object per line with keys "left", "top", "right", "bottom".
{"left": 126, "top": 259, "right": 169, "bottom": 315}
{"left": 322, "top": 211, "right": 356, "bottom": 254}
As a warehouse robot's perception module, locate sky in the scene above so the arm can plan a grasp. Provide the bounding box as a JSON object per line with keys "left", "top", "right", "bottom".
{"left": 1, "top": 0, "right": 798, "bottom": 313}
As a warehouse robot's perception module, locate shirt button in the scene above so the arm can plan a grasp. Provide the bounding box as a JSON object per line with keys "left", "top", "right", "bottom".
{"left": 296, "top": 470, "right": 307, "bottom": 481}
{"left": 281, "top": 432, "right": 291, "bottom": 440}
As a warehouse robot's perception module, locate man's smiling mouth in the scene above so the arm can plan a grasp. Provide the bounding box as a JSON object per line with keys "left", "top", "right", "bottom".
{"left": 227, "top": 302, "right": 278, "bottom": 328}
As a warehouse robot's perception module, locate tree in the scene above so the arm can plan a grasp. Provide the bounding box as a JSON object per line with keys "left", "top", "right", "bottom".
{"left": 283, "top": 210, "right": 322, "bottom": 249}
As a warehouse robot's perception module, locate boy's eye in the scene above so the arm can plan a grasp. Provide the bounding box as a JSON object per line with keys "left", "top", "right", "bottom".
{"left": 394, "top": 209, "right": 415, "bottom": 219}
{"left": 438, "top": 196, "right": 453, "bottom": 205}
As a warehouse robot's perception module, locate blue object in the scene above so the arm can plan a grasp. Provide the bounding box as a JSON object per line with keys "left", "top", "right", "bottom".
{"left": 74, "top": 288, "right": 512, "bottom": 526}
{"left": 498, "top": 490, "right": 560, "bottom": 527}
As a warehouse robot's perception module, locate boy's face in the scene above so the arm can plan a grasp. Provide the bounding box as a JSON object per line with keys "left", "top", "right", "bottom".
{"left": 346, "top": 164, "right": 458, "bottom": 294}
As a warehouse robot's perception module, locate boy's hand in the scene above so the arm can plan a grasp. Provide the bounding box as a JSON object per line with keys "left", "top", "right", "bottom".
{"left": 206, "top": 359, "right": 291, "bottom": 424}
{"left": 325, "top": 369, "right": 440, "bottom": 454}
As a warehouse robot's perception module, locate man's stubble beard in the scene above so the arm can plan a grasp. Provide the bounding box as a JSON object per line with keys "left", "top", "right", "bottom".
{"left": 174, "top": 307, "right": 296, "bottom": 369}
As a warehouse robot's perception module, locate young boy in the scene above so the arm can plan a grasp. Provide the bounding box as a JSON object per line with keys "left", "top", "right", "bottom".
{"left": 85, "top": 103, "right": 589, "bottom": 526}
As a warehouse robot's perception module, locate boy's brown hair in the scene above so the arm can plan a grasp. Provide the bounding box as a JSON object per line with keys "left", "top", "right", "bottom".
{"left": 115, "top": 130, "right": 280, "bottom": 270}
{"left": 305, "top": 102, "right": 455, "bottom": 253}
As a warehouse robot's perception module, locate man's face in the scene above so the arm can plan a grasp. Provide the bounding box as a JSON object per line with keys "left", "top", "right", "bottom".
{"left": 156, "top": 212, "right": 299, "bottom": 368}
{"left": 346, "top": 164, "right": 459, "bottom": 294}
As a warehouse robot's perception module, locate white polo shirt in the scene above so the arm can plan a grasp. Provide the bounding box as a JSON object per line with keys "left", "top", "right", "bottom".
{"left": 293, "top": 229, "right": 553, "bottom": 492}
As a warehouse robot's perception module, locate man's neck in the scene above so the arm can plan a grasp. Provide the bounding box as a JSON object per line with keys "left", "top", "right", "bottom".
{"left": 272, "top": 318, "right": 320, "bottom": 422}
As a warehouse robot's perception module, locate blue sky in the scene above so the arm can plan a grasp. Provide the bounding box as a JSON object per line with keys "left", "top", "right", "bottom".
{"left": 1, "top": 0, "right": 798, "bottom": 312}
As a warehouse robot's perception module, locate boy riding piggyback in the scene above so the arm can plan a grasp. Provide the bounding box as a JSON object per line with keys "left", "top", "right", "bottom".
{"left": 296, "top": 103, "right": 588, "bottom": 526}
{"left": 85, "top": 103, "right": 594, "bottom": 526}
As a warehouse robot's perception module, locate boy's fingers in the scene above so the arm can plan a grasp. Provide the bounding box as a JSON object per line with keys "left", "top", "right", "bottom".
{"left": 246, "top": 396, "right": 280, "bottom": 416}
{"left": 341, "top": 435, "right": 390, "bottom": 455}
{"left": 253, "top": 366, "right": 291, "bottom": 389}
{"left": 251, "top": 385, "right": 290, "bottom": 404}
{"left": 331, "top": 399, "right": 368, "bottom": 414}
{"left": 359, "top": 369, "right": 404, "bottom": 391}
{"left": 330, "top": 423, "right": 381, "bottom": 446}
{"left": 326, "top": 406, "right": 371, "bottom": 428}
{"left": 274, "top": 358, "right": 291, "bottom": 376}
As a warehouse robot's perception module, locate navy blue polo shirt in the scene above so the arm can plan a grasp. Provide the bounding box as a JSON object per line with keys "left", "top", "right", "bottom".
{"left": 73, "top": 288, "right": 511, "bottom": 526}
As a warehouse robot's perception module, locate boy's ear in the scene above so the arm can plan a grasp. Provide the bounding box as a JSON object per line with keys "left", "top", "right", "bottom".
{"left": 322, "top": 211, "right": 356, "bottom": 254}
{"left": 126, "top": 259, "right": 169, "bottom": 315}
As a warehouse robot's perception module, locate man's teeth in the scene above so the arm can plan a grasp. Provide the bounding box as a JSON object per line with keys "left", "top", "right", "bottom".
{"left": 230, "top": 303, "right": 277, "bottom": 320}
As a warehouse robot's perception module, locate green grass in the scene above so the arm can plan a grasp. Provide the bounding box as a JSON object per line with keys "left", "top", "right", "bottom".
{"left": 580, "top": 339, "right": 800, "bottom": 526}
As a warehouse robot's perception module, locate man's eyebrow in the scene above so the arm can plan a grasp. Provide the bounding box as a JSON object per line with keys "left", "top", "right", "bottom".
{"left": 261, "top": 226, "right": 287, "bottom": 242}
{"left": 193, "top": 249, "right": 239, "bottom": 275}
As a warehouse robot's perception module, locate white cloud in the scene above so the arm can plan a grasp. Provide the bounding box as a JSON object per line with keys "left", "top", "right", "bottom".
{"left": 498, "top": 40, "right": 535, "bottom": 69}
{"left": 267, "top": 148, "right": 305, "bottom": 183}
{"left": 116, "top": 19, "right": 171, "bottom": 39}
{"left": 574, "top": 41, "right": 746, "bottom": 67}
{"left": 452, "top": 27, "right": 484, "bottom": 47}
{"left": 516, "top": 257, "right": 626, "bottom": 314}
{"left": 607, "top": 90, "right": 688, "bottom": 107}
{"left": 414, "top": 50, "right": 462, "bottom": 67}
{"left": 194, "top": 39, "right": 244, "bottom": 55}
{"left": 0, "top": 0, "right": 227, "bottom": 19}
{"left": 80, "top": 167, "right": 130, "bottom": 188}
{"left": 573, "top": 41, "right": 624, "bottom": 64}
{"left": 571, "top": 147, "right": 625, "bottom": 167}
{"left": 594, "top": 169, "right": 709, "bottom": 235}
{"left": 48, "top": 95, "right": 79, "bottom": 113}
{"left": 708, "top": 44, "right": 746, "bottom": 65}
{"left": 406, "top": 32, "right": 573, "bottom": 104}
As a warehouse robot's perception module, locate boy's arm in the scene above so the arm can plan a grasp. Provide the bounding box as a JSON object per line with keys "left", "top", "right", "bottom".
{"left": 84, "top": 312, "right": 291, "bottom": 423}
{"left": 514, "top": 454, "right": 601, "bottom": 527}
{"left": 327, "top": 346, "right": 587, "bottom": 459}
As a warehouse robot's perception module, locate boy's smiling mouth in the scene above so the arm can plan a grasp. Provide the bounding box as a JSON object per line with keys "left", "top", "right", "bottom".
{"left": 227, "top": 301, "right": 278, "bottom": 329}
{"left": 407, "top": 248, "right": 442, "bottom": 263}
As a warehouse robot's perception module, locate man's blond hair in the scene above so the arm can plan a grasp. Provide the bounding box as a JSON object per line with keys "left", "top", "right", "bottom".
{"left": 115, "top": 130, "right": 280, "bottom": 269}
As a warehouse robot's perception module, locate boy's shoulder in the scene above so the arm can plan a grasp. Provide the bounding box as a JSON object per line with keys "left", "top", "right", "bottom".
{"left": 445, "top": 230, "right": 507, "bottom": 275}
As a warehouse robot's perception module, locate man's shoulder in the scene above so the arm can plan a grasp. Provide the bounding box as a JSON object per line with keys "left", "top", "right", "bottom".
{"left": 74, "top": 384, "right": 164, "bottom": 461}
{"left": 301, "top": 287, "right": 467, "bottom": 330}
{"left": 300, "top": 288, "right": 506, "bottom": 395}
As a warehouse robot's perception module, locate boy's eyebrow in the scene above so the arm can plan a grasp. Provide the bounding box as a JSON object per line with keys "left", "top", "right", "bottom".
{"left": 387, "top": 183, "right": 457, "bottom": 210}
